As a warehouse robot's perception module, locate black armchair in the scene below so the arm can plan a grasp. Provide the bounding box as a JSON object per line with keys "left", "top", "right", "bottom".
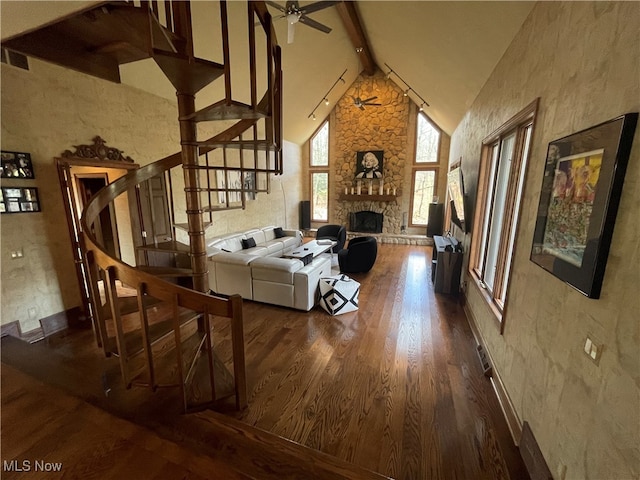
{"left": 316, "top": 224, "right": 347, "bottom": 253}
{"left": 338, "top": 236, "right": 378, "bottom": 273}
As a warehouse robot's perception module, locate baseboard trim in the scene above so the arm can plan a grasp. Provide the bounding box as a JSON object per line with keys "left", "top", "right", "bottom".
{"left": 1, "top": 320, "right": 21, "bottom": 338}
{"left": 1, "top": 320, "right": 44, "bottom": 343}
{"left": 1, "top": 307, "right": 87, "bottom": 344}
{"left": 463, "top": 302, "right": 523, "bottom": 445}
{"left": 520, "top": 421, "right": 553, "bottom": 479}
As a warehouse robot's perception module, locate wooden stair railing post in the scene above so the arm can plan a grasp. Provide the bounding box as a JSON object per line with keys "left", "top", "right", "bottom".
{"left": 230, "top": 295, "right": 247, "bottom": 409}
{"left": 178, "top": 92, "right": 209, "bottom": 294}
{"left": 202, "top": 305, "right": 217, "bottom": 403}
{"left": 220, "top": 0, "right": 232, "bottom": 106}
{"left": 85, "top": 249, "right": 107, "bottom": 350}
{"left": 137, "top": 282, "right": 157, "bottom": 390}
{"left": 104, "top": 266, "right": 132, "bottom": 387}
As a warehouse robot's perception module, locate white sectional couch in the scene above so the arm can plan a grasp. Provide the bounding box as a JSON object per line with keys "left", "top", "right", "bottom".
{"left": 206, "top": 226, "right": 331, "bottom": 311}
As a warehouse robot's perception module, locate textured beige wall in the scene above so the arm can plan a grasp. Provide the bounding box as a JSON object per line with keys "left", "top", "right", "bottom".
{"left": 302, "top": 70, "right": 450, "bottom": 235}
{"left": 450, "top": 3, "right": 639, "bottom": 479}
{"left": 1, "top": 57, "right": 299, "bottom": 332}
{"left": 1, "top": 58, "right": 180, "bottom": 332}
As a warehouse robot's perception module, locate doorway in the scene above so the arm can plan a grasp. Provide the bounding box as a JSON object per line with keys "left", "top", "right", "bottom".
{"left": 57, "top": 158, "right": 139, "bottom": 323}
{"left": 76, "top": 174, "right": 121, "bottom": 260}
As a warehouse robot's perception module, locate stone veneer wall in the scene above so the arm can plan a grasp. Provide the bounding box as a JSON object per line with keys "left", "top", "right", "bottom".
{"left": 303, "top": 70, "right": 450, "bottom": 235}
{"left": 450, "top": 3, "right": 639, "bottom": 479}
{"left": 332, "top": 70, "right": 409, "bottom": 234}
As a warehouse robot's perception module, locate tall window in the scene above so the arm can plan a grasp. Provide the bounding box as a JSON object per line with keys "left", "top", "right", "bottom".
{"left": 471, "top": 99, "right": 537, "bottom": 327}
{"left": 410, "top": 113, "right": 441, "bottom": 226}
{"left": 310, "top": 120, "right": 329, "bottom": 222}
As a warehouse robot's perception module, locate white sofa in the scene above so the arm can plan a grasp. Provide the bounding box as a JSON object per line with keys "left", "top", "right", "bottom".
{"left": 206, "top": 226, "right": 331, "bottom": 311}
{"left": 206, "top": 226, "right": 301, "bottom": 258}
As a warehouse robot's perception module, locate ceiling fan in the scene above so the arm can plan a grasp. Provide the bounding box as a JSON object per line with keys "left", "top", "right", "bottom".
{"left": 352, "top": 86, "right": 381, "bottom": 111}
{"left": 265, "top": 1, "right": 339, "bottom": 44}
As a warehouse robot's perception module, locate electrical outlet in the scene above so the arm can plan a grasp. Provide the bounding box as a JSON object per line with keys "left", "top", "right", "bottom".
{"left": 11, "top": 249, "right": 24, "bottom": 259}
{"left": 584, "top": 336, "right": 602, "bottom": 365}
{"left": 28, "top": 307, "right": 37, "bottom": 320}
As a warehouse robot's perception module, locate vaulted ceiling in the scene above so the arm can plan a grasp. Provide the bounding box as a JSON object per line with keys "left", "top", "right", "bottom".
{"left": 1, "top": 1, "right": 534, "bottom": 145}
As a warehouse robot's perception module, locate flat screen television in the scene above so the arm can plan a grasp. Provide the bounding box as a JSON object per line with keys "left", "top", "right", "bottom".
{"left": 447, "top": 166, "right": 466, "bottom": 232}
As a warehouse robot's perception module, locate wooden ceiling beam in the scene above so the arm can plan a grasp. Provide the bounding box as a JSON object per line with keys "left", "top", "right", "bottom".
{"left": 335, "top": 1, "right": 376, "bottom": 76}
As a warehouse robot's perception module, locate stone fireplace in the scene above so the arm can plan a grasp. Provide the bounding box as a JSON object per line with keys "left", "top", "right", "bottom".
{"left": 350, "top": 210, "right": 383, "bottom": 233}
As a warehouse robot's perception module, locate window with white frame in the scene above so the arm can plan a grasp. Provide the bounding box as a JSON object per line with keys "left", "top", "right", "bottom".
{"left": 470, "top": 100, "right": 537, "bottom": 327}
{"left": 310, "top": 120, "right": 329, "bottom": 222}
{"left": 410, "top": 113, "right": 441, "bottom": 226}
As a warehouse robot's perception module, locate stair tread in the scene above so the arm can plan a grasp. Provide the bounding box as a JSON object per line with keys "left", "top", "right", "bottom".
{"left": 101, "top": 295, "right": 162, "bottom": 321}
{"left": 2, "top": 3, "right": 182, "bottom": 82}
{"left": 136, "top": 240, "right": 191, "bottom": 255}
{"left": 136, "top": 266, "right": 194, "bottom": 278}
{"left": 129, "top": 321, "right": 236, "bottom": 408}
{"left": 106, "top": 307, "right": 200, "bottom": 359}
{"left": 173, "top": 222, "right": 213, "bottom": 232}
{"left": 190, "top": 140, "right": 277, "bottom": 152}
{"left": 203, "top": 204, "right": 245, "bottom": 213}
{"left": 186, "top": 347, "right": 236, "bottom": 410}
{"left": 131, "top": 320, "right": 203, "bottom": 388}
{"left": 153, "top": 48, "right": 224, "bottom": 95}
{"left": 181, "top": 99, "right": 269, "bottom": 122}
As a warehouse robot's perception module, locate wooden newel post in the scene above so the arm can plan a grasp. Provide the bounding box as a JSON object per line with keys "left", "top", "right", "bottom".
{"left": 177, "top": 92, "right": 209, "bottom": 293}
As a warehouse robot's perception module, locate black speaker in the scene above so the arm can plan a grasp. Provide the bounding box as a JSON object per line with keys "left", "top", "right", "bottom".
{"left": 426, "top": 203, "right": 444, "bottom": 237}
{"left": 299, "top": 200, "right": 311, "bottom": 230}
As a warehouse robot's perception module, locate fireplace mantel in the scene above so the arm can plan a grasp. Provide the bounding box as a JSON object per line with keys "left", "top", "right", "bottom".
{"left": 339, "top": 193, "right": 400, "bottom": 202}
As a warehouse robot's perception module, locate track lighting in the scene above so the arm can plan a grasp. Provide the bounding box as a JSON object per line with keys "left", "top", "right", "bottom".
{"left": 308, "top": 68, "right": 348, "bottom": 120}
{"left": 384, "top": 62, "right": 430, "bottom": 110}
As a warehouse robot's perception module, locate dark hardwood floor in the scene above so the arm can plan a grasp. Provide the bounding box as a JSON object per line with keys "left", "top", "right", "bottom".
{"left": 1, "top": 244, "right": 528, "bottom": 480}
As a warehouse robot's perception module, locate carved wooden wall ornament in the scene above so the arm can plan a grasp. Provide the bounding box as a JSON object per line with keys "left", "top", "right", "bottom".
{"left": 61, "top": 136, "right": 134, "bottom": 163}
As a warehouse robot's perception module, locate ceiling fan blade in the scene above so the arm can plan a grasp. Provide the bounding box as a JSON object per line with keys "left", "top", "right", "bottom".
{"left": 364, "top": 103, "right": 382, "bottom": 106}
{"left": 358, "top": 105, "right": 365, "bottom": 111}
{"left": 360, "top": 96, "right": 378, "bottom": 103}
{"left": 298, "top": 15, "right": 331, "bottom": 33}
{"left": 288, "top": 20, "right": 295, "bottom": 44}
{"left": 265, "top": 1, "right": 287, "bottom": 13}
{"left": 300, "top": 0, "right": 340, "bottom": 15}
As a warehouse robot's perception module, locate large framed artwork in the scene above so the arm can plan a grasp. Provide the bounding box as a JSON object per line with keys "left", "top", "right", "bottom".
{"left": 530, "top": 113, "right": 638, "bottom": 298}
{"left": 355, "top": 150, "right": 383, "bottom": 179}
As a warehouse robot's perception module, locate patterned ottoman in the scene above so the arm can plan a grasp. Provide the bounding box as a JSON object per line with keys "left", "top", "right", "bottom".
{"left": 318, "top": 274, "right": 360, "bottom": 315}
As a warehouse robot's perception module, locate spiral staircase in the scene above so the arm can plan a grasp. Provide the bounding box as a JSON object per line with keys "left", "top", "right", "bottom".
{"left": 3, "top": 0, "right": 284, "bottom": 413}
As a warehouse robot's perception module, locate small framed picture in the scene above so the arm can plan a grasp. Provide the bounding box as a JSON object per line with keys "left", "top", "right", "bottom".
{"left": 1, "top": 151, "right": 35, "bottom": 179}
{"left": 1, "top": 187, "right": 41, "bottom": 214}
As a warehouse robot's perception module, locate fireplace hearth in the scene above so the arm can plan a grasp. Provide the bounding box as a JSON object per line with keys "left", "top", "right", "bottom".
{"left": 350, "top": 211, "right": 383, "bottom": 233}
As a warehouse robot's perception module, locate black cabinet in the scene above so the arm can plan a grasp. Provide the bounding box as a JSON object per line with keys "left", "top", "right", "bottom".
{"left": 431, "top": 235, "right": 463, "bottom": 294}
